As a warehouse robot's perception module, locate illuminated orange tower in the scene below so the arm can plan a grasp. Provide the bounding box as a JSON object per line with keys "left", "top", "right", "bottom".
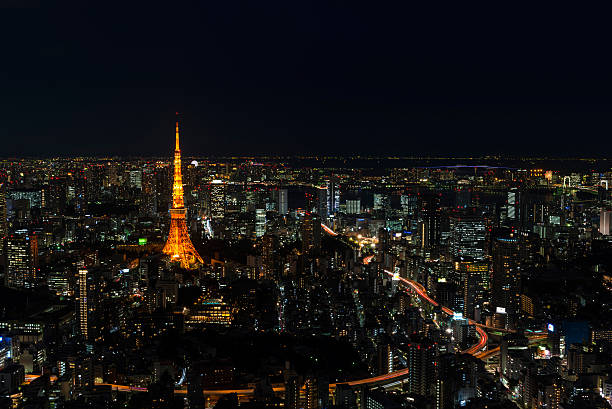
{"left": 162, "top": 118, "right": 203, "bottom": 269}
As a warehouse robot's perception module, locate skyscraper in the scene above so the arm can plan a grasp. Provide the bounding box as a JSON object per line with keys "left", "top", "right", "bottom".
{"left": 79, "top": 269, "right": 89, "bottom": 339}
{"left": 449, "top": 215, "right": 486, "bottom": 260}
{"left": 326, "top": 177, "right": 339, "bottom": 215}
{"left": 507, "top": 188, "right": 519, "bottom": 222}
{"left": 262, "top": 234, "right": 278, "bottom": 279}
{"left": 346, "top": 199, "right": 361, "bottom": 214}
{"left": 255, "top": 208, "right": 266, "bottom": 237}
{"left": 600, "top": 209, "right": 611, "bottom": 235}
{"left": 420, "top": 194, "right": 441, "bottom": 252}
{"left": 491, "top": 229, "right": 520, "bottom": 329}
{"left": 0, "top": 184, "right": 6, "bottom": 256}
{"left": 162, "top": 119, "right": 203, "bottom": 269}
{"left": 316, "top": 187, "right": 327, "bottom": 220}
{"left": 278, "top": 189, "right": 288, "bottom": 215}
{"left": 302, "top": 213, "right": 321, "bottom": 255}
{"left": 210, "top": 180, "right": 225, "bottom": 219}
{"left": 6, "top": 234, "right": 35, "bottom": 288}
{"left": 457, "top": 259, "right": 489, "bottom": 320}
{"left": 406, "top": 341, "right": 436, "bottom": 397}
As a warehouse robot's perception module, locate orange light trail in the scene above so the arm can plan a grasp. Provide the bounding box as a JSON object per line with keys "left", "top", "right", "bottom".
{"left": 363, "top": 254, "right": 374, "bottom": 264}
{"left": 321, "top": 223, "right": 338, "bottom": 236}
{"left": 383, "top": 270, "right": 488, "bottom": 355}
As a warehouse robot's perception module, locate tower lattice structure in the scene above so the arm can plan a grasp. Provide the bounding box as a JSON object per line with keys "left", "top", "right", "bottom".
{"left": 162, "top": 120, "right": 203, "bottom": 269}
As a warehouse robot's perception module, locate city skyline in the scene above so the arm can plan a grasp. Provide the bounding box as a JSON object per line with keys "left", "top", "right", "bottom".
{"left": 1, "top": 3, "right": 612, "bottom": 409}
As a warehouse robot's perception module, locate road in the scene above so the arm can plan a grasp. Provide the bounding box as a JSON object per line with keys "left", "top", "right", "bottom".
{"left": 383, "top": 270, "right": 488, "bottom": 355}
{"left": 474, "top": 334, "right": 547, "bottom": 360}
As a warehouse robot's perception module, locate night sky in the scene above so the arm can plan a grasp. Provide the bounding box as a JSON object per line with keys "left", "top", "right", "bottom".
{"left": 2, "top": 2, "right": 612, "bottom": 157}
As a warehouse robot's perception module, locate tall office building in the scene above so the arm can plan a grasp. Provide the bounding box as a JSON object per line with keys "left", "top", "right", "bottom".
{"left": 326, "top": 178, "right": 339, "bottom": 215}
{"left": 46, "top": 177, "right": 67, "bottom": 216}
{"left": 457, "top": 259, "right": 489, "bottom": 320}
{"left": 400, "top": 194, "right": 417, "bottom": 216}
{"left": 301, "top": 213, "right": 321, "bottom": 255}
{"left": 255, "top": 208, "right": 266, "bottom": 237}
{"left": 449, "top": 215, "right": 486, "bottom": 260}
{"left": 278, "top": 189, "right": 288, "bottom": 215}
{"left": 210, "top": 180, "right": 225, "bottom": 219}
{"left": 491, "top": 230, "right": 520, "bottom": 329}
{"left": 6, "top": 234, "right": 36, "bottom": 288}
{"left": 316, "top": 187, "right": 327, "bottom": 220}
{"left": 507, "top": 188, "right": 519, "bottom": 221}
{"left": 0, "top": 184, "right": 6, "bottom": 255}
{"left": 129, "top": 169, "right": 142, "bottom": 189}
{"left": 79, "top": 269, "right": 89, "bottom": 339}
{"left": 420, "top": 194, "right": 441, "bottom": 251}
{"left": 600, "top": 209, "right": 611, "bottom": 235}
{"left": 345, "top": 199, "right": 361, "bottom": 214}
{"left": 406, "top": 341, "right": 436, "bottom": 397}
{"left": 139, "top": 167, "right": 157, "bottom": 216}
{"left": 373, "top": 194, "right": 390, "bottom": 211}
{"left": 262, "top": 234, "right": 278, "bottom": 279}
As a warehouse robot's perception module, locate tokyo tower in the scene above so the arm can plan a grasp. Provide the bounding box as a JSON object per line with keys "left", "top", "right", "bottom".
{"left": 162, "top": 118, "right": 203, "bottom": 269}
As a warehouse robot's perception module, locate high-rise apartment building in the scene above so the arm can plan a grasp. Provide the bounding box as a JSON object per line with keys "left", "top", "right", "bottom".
{"left": 79, "top": 269, "right": 89, "bottom": 339}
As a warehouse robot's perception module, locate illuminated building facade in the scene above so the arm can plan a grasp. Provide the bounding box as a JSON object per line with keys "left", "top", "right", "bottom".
{"left": 301, "top": 213, "right": 321, "bottom": 255}
{"left": 600, "top": 209, "right": 611, "bottom": 235}
{"left": 457, "top": 259, "right": 489, "bottom": 320}
{"left": 162, "top": 120, "right": 203, "bottom": 269}
{"left": 210, "top": 179, "right": 225, "bottom": 219}
{"left": 491, "top": 230, "right": 520, "bottom": 329}
{"left": 346, "top": 199, "right": 360, "bottom": 214}
{"left": 0, "top": 184, "right": 6, "bottom": 256}
{"left": 449, "top": 215, "right": 486, "bottom": 260}
{"left": 278, "top": 188, "right": 288, "bottom": 215}
{"left": 262, "top": 234, "right": 278, "bottom": 278}
{"left": 185, "top": 299, "right": 232, "bottom": 329}
{"left": 78, "top": 269, "right": 88, "bottom": 339}
{"left": 406, "top": 341, "right": 436, "bottom": 396}
{"left": 255, "top": 208, "right": 266, "bottom": 237}
{"left": 6, "top": 234, "right": 36, "bottom": 289}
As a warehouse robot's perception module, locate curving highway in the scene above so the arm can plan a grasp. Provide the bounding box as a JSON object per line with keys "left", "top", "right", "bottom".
{"left": 383, "top": 270, "right": 488, "bottom": 355}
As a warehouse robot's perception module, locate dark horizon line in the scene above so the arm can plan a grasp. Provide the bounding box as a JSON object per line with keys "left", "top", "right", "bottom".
{"left": 0, "top": 154, "right": 611, "bottom": 161}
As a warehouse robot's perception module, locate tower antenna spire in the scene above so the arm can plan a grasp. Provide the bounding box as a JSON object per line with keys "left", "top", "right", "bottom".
{"left": 175, "top": 112, "right": 180, "bottom": 151}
